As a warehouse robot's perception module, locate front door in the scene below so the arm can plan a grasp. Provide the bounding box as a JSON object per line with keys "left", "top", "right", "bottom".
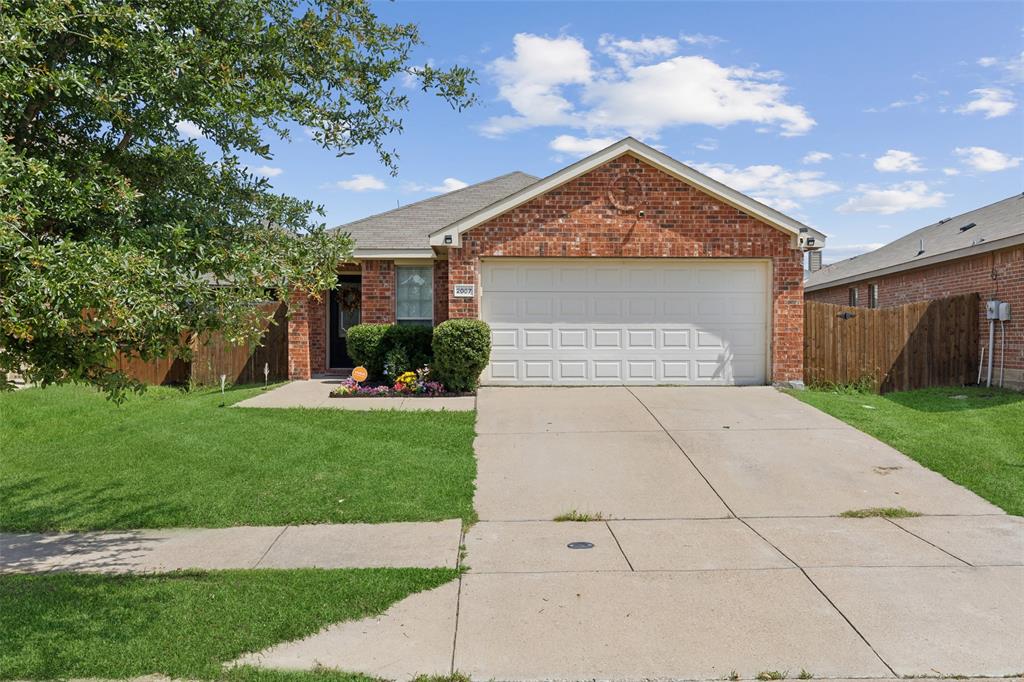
{"left": 329, "top": 275, "right": 361, "bottom": 368}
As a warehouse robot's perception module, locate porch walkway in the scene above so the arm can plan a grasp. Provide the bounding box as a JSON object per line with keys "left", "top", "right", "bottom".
{"left": 0, "top": 520, "right": 462, "bottom": 574}
{"left": 233, "top": 377, "right": 475, "bottom": 411}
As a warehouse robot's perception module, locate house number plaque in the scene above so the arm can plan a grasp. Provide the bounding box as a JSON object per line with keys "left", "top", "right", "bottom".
{"left": 453, "top": 283, "right": 475, "bottom": 298}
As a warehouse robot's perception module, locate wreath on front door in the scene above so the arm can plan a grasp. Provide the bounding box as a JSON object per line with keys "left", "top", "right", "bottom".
{"left": 341, "top": 287, "right": 360, "bottom": 312}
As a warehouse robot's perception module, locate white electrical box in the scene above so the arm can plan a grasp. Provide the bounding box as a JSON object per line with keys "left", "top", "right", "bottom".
{"left": 998, "top": 301, "right": 1011, "bottom": 321}
{"left": 986, "top": 300, "right": 1001, "bottom": 320}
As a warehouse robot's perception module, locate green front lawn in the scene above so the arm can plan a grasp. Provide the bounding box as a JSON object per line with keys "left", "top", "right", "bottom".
{"left": 788, "top": 386, "right": 1024, "bottom": 515}
{"left": 0, "top": 384, "right": 477, "bottom": 531}
{"left": 0, "top": 568, "right": 457, "bottom": 680}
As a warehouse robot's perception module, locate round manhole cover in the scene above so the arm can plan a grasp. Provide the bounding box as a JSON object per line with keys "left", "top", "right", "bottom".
{"left": 567, "top": 541, "right": 594, "bottom": 550}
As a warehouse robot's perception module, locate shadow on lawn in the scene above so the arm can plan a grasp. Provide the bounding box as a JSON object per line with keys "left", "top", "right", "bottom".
{"left": 0, "top": 476, "right": 188, "bottom": 534}
{"left": 880, "top": 386, "right": 1024, "bottom": 413}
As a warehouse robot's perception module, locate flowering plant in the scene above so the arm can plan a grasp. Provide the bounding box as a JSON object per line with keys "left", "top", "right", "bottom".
{"left": 330, "top": 378, "right": 392, "bottom": 397}
{"left": 393, "top": 371, "right": 417, "bottom": 394}
{"left": 330, "top": 366, "right": 447, "bottom": 398}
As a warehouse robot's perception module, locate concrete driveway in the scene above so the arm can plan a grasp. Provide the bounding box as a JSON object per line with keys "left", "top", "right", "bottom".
{"left": 247, "top": 386, "right": 1024, "bottom": 680}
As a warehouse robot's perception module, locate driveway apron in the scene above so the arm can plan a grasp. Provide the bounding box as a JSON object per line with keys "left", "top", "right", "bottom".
{"left": 242, "top": 386, "right": 1022, "bottom": 680}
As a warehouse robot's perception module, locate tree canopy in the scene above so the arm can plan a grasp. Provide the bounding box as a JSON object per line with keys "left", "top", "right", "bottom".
{"left": 0, "top": 0, "right": 475, "bottom": 397}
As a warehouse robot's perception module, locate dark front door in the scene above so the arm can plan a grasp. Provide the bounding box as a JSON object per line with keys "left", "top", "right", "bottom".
{"left": 329, "top": 275, "right": 361, "bottom": 368}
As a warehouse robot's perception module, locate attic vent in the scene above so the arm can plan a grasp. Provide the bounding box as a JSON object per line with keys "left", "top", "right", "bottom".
{"left": 971, "top": 237, "right": 986, "bottom": 246}
{"left": 916, "top": 238, "right": 925, "bottom": 256}
{"left": 959, "top": 222, "right": 977, "bottom": 232}
{"left": 938, "top": 217, "right": 952, "bottom": 224}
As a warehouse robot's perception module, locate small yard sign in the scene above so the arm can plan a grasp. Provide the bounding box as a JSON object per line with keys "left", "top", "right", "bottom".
{"left": 351, "top": 366, "right": 368, "bottom": 382}
{"left": 453, "top": 283, "right": 476, "bottom": 298}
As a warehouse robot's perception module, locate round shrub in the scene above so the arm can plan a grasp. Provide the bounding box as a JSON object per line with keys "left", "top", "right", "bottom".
{"left": 431, "top": 319, "right": 491, "bottom": 393}
{"left": 345, "top": 323, "right": 389, "bottom": 378}
{"left": 381, "top": 324, "right": 433, "bottom": 375}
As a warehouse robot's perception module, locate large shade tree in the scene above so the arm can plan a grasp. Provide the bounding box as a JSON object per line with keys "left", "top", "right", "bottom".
{"left": 0, "top": 0, "right": 475, "bottom": 397}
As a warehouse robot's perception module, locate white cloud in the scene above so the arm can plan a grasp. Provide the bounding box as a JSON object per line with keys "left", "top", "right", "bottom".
{"left": 483, "top": 34, "right": 592, "bottom": 136}
{"left": 483, "top": 33, "right": 815, "bottom": 139}
{"left": 598, "top": 35, "right": 678, "bottom": 70}
{"left": 873, "top": 149, "right": 924, "bottom": 173}
{"left": 864, "top": 94, "right": 927, "bottom": 113}
{"left": 942, "top": 167, "right": 961, "bottom": 176}
{"left": 431, "top": 177, "right": 469, "bottom": 193}
{"left": 680, "top": 33, "right": 725, "bottom": 47}
{"left": 404, "top": 177, "right": 472, "bottom": 194}
{"left": 692, "top": 162, "right": 840, "bottom": 212}
{"left": 837, "top": 181, "right": 947, "bottom": 215}
{"left": 802, "top": 151, "right": 832, "bottom": 164}
{"left": 976, "top": 51, "right": 1024, "bottom": 83}
{"left": 251, "top": 165, "right": 283, "bottom": 178}
{"left": 175, "top": 120, "right": 204, "bottom": 139}
{"left": 695, "top": 138, "right": 719, "bottom": 151}
{"left": 954, "top": 146, "right": 1023, "bottom": 172}
{"left": 822, "top": 243, "right": 886, "bottom": 264}
{"left": 957, "top": 88, "right": 1017, "bottom": 118}
{"left": 335, "top": 174, "right": 386, "bottom": 191}
{"left": 549, "top": 134, "right": 619, "bottom": 157}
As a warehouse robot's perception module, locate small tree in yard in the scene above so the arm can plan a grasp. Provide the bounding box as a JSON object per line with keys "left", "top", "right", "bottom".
{"left": 0, "top": 0, "right": 475, "bottom": 399}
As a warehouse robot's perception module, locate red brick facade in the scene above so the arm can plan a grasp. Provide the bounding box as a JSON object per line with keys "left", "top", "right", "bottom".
{"left": 287, "top": 290, "right": 327, "bottom": 379}
{"left": 433, "top": 259, "right": 449, "bottom": 324}
{"left": 446, "top": 155, "right": 805, "bottom": 383}
{"left": 806, "top": 245, "right": 1024, "bottom": 388}
{"left": 288, "top": 154, "right": 810, "bottom": 383}
{"left": 361, "top": 260, "right": 396, "bottom": 324}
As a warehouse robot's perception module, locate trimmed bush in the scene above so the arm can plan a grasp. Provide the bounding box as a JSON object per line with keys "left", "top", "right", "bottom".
{"left": 345, "top": 323, "right": 389, "bottom": 377}
{"left": 346, "top": 323, "right": 434, "bottom": 380}
{"left": 432, "top": 319, "right": 491, "bottom": 393}
{"left": 381, "top": 324, "right": 433, "bottom": 376}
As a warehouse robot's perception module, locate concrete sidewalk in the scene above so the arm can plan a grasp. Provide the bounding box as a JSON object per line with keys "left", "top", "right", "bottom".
{"left": 0, "top": 520, "right": 462, "bottom": 573}
{"left": 234, "top": 378, "right": 475, "bottom": 411}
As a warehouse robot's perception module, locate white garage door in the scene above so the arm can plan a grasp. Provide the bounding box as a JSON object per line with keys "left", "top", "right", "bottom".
{"left": 480, "top": 259, "right": 769, "bottom": 386}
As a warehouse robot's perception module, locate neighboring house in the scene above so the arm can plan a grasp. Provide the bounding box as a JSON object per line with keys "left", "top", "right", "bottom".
{"left": 287, "top": 137, "right": 826, "bottom": 386}
{"left": 805, "top": 194, "right": 1024, "bottom": 389}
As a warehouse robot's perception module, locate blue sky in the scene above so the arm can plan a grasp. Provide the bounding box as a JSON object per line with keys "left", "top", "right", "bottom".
{"left": 186, "top": 1, "right": 1023, "bottom": 263}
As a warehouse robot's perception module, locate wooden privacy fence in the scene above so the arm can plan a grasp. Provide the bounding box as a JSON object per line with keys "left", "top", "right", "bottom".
{"left": 804, "top": 293, "right": 979, "bottom": 393}
{"left": 113, "top": 301, "right": 288, "bottom": 386}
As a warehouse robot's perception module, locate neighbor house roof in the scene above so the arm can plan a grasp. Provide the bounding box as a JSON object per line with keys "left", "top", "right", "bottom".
{"left": 335, "top": 172, "right": 538, "bottom": 258}
{"left": 805, "top": 193, "right": 1024, "bottom": 291}
{"left": 430, "top": 137, "right": 827, "bottom": 248}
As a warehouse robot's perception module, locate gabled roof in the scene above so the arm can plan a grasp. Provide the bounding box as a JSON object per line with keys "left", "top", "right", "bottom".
{"left": 334, "top": 172, "right": 539, "bottom": 257}
{"left": 805, "top": 193, "right": 1024, "bottom": 291}
{"left": 430, "top": 137, "right": 826, "bottom": 248}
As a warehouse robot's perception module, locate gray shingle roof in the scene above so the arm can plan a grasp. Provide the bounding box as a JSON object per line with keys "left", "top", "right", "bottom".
{"left": 805, "top": 193, "right": 1024, "bottom": 290}
{"left": 334, "top": 172, "right": 539, "bottom": 251}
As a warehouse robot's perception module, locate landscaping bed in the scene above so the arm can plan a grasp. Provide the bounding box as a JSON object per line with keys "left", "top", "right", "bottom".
{"left": 328, "top": 373, "right": 474, "bottom": 399}
{"left": 787, "top": 386, "right": 1024, "bottom": 516}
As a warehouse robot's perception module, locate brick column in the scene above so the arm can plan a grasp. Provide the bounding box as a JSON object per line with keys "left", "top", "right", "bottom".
{"left": 771, "top": 253, "right": 806, "bottom": 384}
{"left": 287, "top": 289, "right": 312, "bottom": 380}
{"left": 433, "top": 259, "right": 449, "bottom": 323}
{"left": 361, "top": 260, "right": 396, "bottom": 323}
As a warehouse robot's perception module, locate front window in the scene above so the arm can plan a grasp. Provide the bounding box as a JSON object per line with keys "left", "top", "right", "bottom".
{"left": 849, "top": 287, "right": 859, "bottom": 306}
{"left": 396, "top": 265, "right": 433, "bottom": 326}
{"left": 868, "top": 283, "right": 879, "bottom": 309}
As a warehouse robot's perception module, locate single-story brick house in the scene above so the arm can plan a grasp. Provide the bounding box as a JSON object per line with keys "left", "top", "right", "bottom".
{"left": 805, "top": 193, "right": 1023, "bottom": 389}
{"left": 288, "top": 138, "right": 826, "bottom": 386}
